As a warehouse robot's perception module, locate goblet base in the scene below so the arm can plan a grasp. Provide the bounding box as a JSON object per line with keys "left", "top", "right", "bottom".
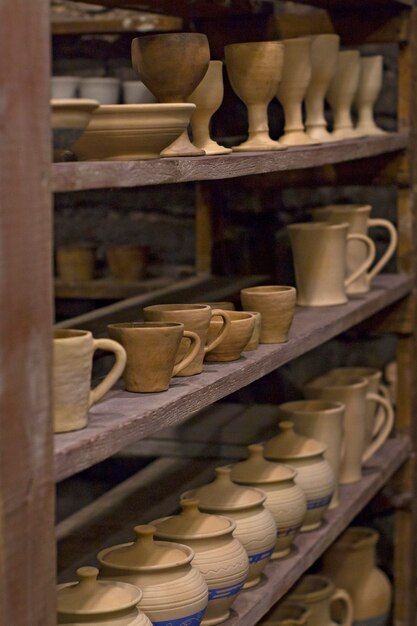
{"left": 306, "top": 126, "right": 337, "bottom": 143}
{"left": 332, "top": 126, "right": 366, "bottom": 140}
{"left": 356, "top": 123, "right": 387, "bottom": 136}
{"left": 280, "top": 130, "right": 320, "bottom": 146}
{"left": 160, "top": 129, "right": 205, "bottom": 157}
{"left": 195, "top": 138, "right": 232, "bottom": 155}
{"left": 232, "top": 136, "right": 286, "bottom": 152}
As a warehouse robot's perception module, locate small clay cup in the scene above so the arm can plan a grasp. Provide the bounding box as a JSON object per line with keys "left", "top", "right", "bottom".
{"left": 241, "top": 285, "right": 296, "bottom": 343}
{"left": 205, "top": 311, "right": 256, "bottom": 362}
{"left": 243, "top": 311, "right": 261, "bottom": 351}
{"left": 56, "top": 244, "right": 96, "bottom": 282}
{"left": 106, "top": 245, "right": 148, "bottom": 282}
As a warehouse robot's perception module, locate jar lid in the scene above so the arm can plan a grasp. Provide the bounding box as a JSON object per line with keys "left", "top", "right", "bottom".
{"left": 264, "top": 422, "right": 326, "bottom": 460}
{"left": 57, "top": 566, "right": 141, "bottom": 617}
{"left": 231, "top": 444, "right": 296, "bottom": 485}
{"left": 152, "top": 498, "right": 235, "bottom": 540}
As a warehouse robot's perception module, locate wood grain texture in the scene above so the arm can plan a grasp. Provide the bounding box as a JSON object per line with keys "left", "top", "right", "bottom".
{"left": 55, "top": 275, "right": 172, "bottom": 300}
{"left": 52, "top": 133, "right": 408, "bottom": 192}
{"left": 54, "top": 273, "right": 412, "bottom": 482}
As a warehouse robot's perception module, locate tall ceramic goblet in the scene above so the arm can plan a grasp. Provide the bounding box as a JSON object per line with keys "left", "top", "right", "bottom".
{"left": 355, "top": 56, "right": 386, "bottom": 135}
{"left": 327, "top": 50, "right": 364, "bottom": 139}
{"left": 187, "top": 61, "right": 231, "bottom": 155}
{"left": 305, "top": 34, "right": 340, "bottom": 142}
{"left": 131, "top": 33, "right": 210, "bottom": 157}
{"left": 276, "top": 37, "right": 317, "bottom": 146}
{"left": 225, "top": 41, "right": 286, "bottom": 151}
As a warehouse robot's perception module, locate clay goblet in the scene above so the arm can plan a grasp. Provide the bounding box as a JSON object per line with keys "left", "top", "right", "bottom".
{"left": 131, "top": 33, "right": 210, "bottom": 157}
{"left": 305, "top": 34, "right": 340, "bottom": 142}
{"left": 355, "top": 55, "right": 386, "bottom": 136}
{"left": 327, "top": 50, "right": 364, "bottom": 139}
{"left": 225, "top": 41, "right": 286, "bottom": 152}
{"left": 187, "top": 61, "right": 231, "bottom": 155}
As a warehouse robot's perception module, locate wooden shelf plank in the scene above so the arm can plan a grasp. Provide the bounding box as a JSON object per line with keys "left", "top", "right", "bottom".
{"left": 54, "top": 273, "right": 412, "bottom": 482}
{"left": 52, "top": 132, "right": 408, "bottom": 192}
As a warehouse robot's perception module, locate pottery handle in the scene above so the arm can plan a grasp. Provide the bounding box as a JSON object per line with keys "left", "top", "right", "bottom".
{"left": 362, "top": 393, "right": 394, "bottom": 463}
{"left": 372, "top": 383, "right": 391, "bottom": 436}
{"left": 331, "top": 587, "right": 354, "bottom": 626}
{"left": 89, "top": 339, "right": 127, "bottom": 408}
{"left": 367, "top": 218, "right": 398, "bottom": 282}
{"left": 205, "top": 310, "right": 231, "bottom": 353}
{"left": 345, "top": 234, "right": 376, "bottom": 288}
{"left": 172, "top": 331, "right": 201, "bottom": 376}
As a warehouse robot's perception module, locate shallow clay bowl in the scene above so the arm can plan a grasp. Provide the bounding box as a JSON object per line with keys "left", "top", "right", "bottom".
{"left": 51, "top": 98, "right": 99, "bottom": 161}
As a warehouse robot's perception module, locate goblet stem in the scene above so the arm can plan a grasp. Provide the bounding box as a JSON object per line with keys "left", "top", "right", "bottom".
{"left": 191, "top": 110, "right": 212, "bottom": 147}
{"left": 282, "top": 99, "right": 304, "bottom": 133}
{"left": 305, "top": 89, "right": 326, "bottom": 129}
{"left": 247, "top": 102, "right": 270, "bottom": 140}
{"left": 358, "top": 104, "right": 375, "bottom": 128}
{"left": 333, "top": 104, "right": 353, "bottom": 131}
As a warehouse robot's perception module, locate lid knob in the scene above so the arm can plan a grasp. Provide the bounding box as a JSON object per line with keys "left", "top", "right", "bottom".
{"left": 181, "top": 498, "right": 200, "bottom": 516}
{"left": 76, "top": 566, "right": 99, "bottom": 591}
{"left": 247, "top": 443, "right": 264, "bottom": 458}
{"left": 279, "top": 420, "right": 294, "bottom": 432}
{"left": 215, "top": 466, "right": 233, "bottom": 482}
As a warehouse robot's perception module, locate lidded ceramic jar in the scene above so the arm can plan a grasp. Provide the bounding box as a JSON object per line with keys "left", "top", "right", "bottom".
{"left": 264, "top": 422, "right": 334, "bottom": 532}
{"left": 184, "top": 467, "right": 276, "bottom": 589}
{"left": 57, "top": 566, "right": 152, "bottom": 626}
{"left": 97, "top": 525, "right": 208, "bottom": 626}
{"left": 152, "top": 499, "right": 249, "bottom": 626}
{"left": 231, "top": 444, "right": 307, "bottom": 559}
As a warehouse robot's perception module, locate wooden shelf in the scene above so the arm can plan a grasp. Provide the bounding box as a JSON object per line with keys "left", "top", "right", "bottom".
{"left": 52, "top": 132, "right": 408, "bottom": 192}
{"left": 54, "top": 273, "right": 412, "bottom": 482}
{"left": 52, "top": 12, "right": 182, "bottom": 35}
{"left": 55, "top": 276, "right": 173, "bottom": 300}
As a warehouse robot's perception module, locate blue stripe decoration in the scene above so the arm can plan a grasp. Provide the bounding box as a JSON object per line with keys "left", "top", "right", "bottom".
{"left": 276, "top": 525, "right": 300, "bottom": 537}
{"left": 248, "top": 547, "right": 274, "bottom": 564}
{"left": 153, "top": 609, "right": 206, "bottom": 626}
{"left": 208, "top": 582, "right": 245, "bottom": 600}
{"left": 307, "top": 494, "right": 332, "bottom": 510}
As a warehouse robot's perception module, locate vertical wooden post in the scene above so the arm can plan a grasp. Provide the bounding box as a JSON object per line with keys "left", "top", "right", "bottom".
{"left": 195, "top": 182, "right": 213, "bottom": 275}
{"left": 0, "top": 1, "right": 55, "bottom": 625}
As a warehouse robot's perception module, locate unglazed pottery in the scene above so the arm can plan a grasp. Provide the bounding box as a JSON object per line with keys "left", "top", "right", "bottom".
{"left": 73, "top": 104, "right": 196, "bottom": 161}
{"left": 278, "top": 400, "right": 345, "bottom": 509}
{"left": 305, "top": 372, "right": 394, "bottom": 484}
{"left": 143, "top": 304, "right": 231, "bottom": 376}
{"left": 322, "top": 527, "right": 392, "bottom": 626}
{"left": 198, "top": 302, "right": 236, "bottom": 311}
{"left": 289, "top": 575, "right": 353, "bottom": 626}
{"left": 57, "top": 566, "right": 151, "bottom": 626}
{"left": 243, "top": 311, "right": 261, "bottom": 351}
{"left": 276, "top": 37, "right": 317, "bottom": 146}
{"left": 187, "top": 61, "right": 231, "bottom": 155}
{"left": 184, "top": 467, "right": 276, "bottom": 589}
{"left": 287, "top": 222, "right": 376, "bottom": 306}
{"left": 80, "top": 77, "right": 120, "bottom": 104}
{"left": 205, "top": 311, "right": 256, "bottom": 362}
{"left": 152, "top": 499, "right": 249, "bottom": 625}
{"left": 52, "top": 76, "right": 80, "bottom": 99}
{"left": 258, "top": 602, "right": 311, "bottom": 626}
{"left": 355, "top": 56, "right": 386, "bottom": 136}
{"left": 240, "top": 285, "right": 296, "bottom": 343}
{"left": 327, "top": 50, "right": 363, "bottom": 139}
{"left": 51, "top": 99, "right": 99, "bottom": 161}
{"left": 98, "top": 525, "right": 208, "bottom": 626}
{"left": 53, "top": 329, "right": 126, "bottom": 433}
{"left": 56, "top": 244, "right": 96, "bottom": 281}
{"left": 131, "top": 33, "right": 210, "bottom": 157}
{"left": 264, "top": 422, "right": 334, "bottom": 531}
{"left": 305, "top": 34, "right": 340, "bottom": 142}
{"left": 106, "top": 245, "right": 148, "bottom": 282}
{"left": 225, "top": 41, "right": 285, "bottom": 151}
{"left": 107, "top": 322, "right": 201, "bottom": 392}
{"left": 231, "top": 444, "right": 307, "bottom": 559}
{"left": 323, "top": 204, "right": 398, "bottom": 295}
{"left": 123, "top": 80, "right": 156, "bottom": 104}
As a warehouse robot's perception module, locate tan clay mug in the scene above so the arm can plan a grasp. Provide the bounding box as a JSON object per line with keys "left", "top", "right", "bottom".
{"left": 106, "top": 244, "right": 148, "bottom": 282}
{"left": 258, "top": 602, "right": 310, "bottom": 626}
{"left": 240, "top": 286, "right": 296, "bottom": 343}
{"left": 289, "top": 575, "right": 353, "bottom": 626}
{"left": 144, "top": 304, "right": 231, "bottom": 376}
{"left": 56, "top": 244, "right": 96, "bottom": 282}
{"left": 205, "top": 311, "right": 256, "bottom": 362}
{"left": 108, "top": 322, "right": 200, "bottom": 392}
{"left": 53, "top": 329, "right": 127, "bottom": 433}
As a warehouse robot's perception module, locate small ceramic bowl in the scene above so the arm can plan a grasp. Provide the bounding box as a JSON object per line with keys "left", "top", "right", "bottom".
{"left": 51, "top": 98, "right": 99, "bottom": 161}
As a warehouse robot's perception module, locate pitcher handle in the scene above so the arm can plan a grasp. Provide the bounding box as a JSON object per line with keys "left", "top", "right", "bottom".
{"left": 89, "top": 338, "right": 127, "bottom": 407}
{"left": 205, "top": 309, "right": 231, "bottom": 353}
{"left": 331, "top": 588, "right": 354, "bottom": 626}
{"left": 362, "top": 392, "right": 394, "bottom": 463}
{"left": 172, "top": 331, "right": 201, "bottom": 376}
{"left": 372, "top": 382, "right": 392, "bottom": 436}
{"left": 345, "top": 234, "right": 376, "bottom": 288}
{"left": 367, "top": 218, "right": 398, "bottom": 282}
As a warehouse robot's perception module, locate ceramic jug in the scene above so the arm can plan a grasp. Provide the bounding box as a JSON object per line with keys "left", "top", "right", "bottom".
{"left": 264, "top": 422, "right": 334, "bottom": 531}
{"left": 305, "top": 372, "right": 394, "bottom": 484}
{"left": 205, "top": 311, "right": 256, "bottom": 362}
{"left": 287, "top": 222, "right": 375, "bottom": 306}
{"left": 143, "top": 304, "right": 231, "bottom": 376}
{"left": 327, "top": 50, "right": 362, "bottom": 139}
{"left": 355, "top": 56, "right": 386, "bottom": 136}
{"left": 53, "top": 329, "right": 126, "bottom": 433}
{"left": 258, "top": 602, "right": 311, "bottom": 626}
{"left": 231, "top": 444, "right": 307, "bottom": 559}
{"left": 184, "top": 467, "right": 276, "bottom": 589}
{"left": 305, "top": 34, "right": 340, "bottom": 142}
{"left": 57, "top": 566, "right": 152, "bottom": 626}
{"left": 152, "top": 499, "right": 249, "bottom": 625}
{"left": 240, "top": 285, "right": 296, "bottom": 343}
{"left": 278, "top": 400, "right": 345, "bottom": 509}
{"left": 289, "top": 575, "right": 353, "bottom": 626}
{"left": 98, "top": 525, "right": 208, "bottom": 626}
{"left": 322, "top": 527, "right": 392, "bottom": 626}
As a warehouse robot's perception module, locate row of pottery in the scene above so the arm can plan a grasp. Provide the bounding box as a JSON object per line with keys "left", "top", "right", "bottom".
{"left": 52, "top": 75, "right": 156, "bottom": 104}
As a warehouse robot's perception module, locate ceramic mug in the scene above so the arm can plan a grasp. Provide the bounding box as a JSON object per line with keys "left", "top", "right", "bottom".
{"left": 108, "top": 322, "right": 201, "bottom": 392}
{"left": 287, "top": 222, "right": 376, "bottom": 306}
{"left": 289, "top": 575, "right": 353, "bottom": 626}
{"left": 240, "top": 285, "right": 296, "bottom": 343}
{"left": 56, "top": 244, "right": 96, "bottom": 282}
{"left": 205, "top": 311, "right": 256, "bottom": 362}
{"left": 53, "top": 329, "right": 127, "bottom": 433}
{"left": 106, "top": 245, "right": 148, "bottom": 282}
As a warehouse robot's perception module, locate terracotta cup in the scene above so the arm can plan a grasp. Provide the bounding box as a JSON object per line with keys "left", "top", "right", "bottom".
{"left": 106, "top": 245, "right": 148, "bottom": 282}
{"left": 56, "top": 244, "right": 96, "bottom": 281}
{"left": 287, "top": 222, "right": 376, "bottom": 306}
{"left": 327, "top": 50, "right": 363, "bottom": 139}
{"left": 276, "top": 37, "right": 317, "bottom": 147}
{"left": 240, "top": 285, "right": 296, "bottom": 343}
{"left": 225, "top": 41, "right": 286, "bottom": 152}
{"left": 305, "top": 372, "right": 394, "bottom": 484}
{"left": 289, "top": 575, "right": 353, "bottom": 626}
{"left": 108, "top": 322, "right": 201, "bottom": 392}
{"left": 197, "top": 302, "right": 236, "bottom": 311}
{"left": 131, "top": 33, "right": 210, "bottom": 157}
{"left": 243, "top": 311, "right": 261, "bottom": 351}
{"left": 143, "top": 304, "right": 231, "bottom": 376}
{"left": 305, "top": 34, "right": 340, "bottom": 142}
{"left": 205, "top": 311, "right": 256, "bottom": 362}
{"left": 53, "top": 329, "right": 127, "bottom": 433}
{"left": 278, "top": 400, "right": 345, "bottom": 509}
{"left": 187, "top": 61, "right": 231, "bottom": 156}
{"left": 258, "top": 602, "right": 311, "bottom": 626}
{"left": 355, "top": 56, "right": 386, "bottom": 136}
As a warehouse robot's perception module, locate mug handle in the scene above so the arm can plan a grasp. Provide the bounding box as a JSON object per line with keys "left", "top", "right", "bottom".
{"left": 367, "top": 218, "right": 398, "bottom": 283}
{"left": 330, "top": 588, "right": 354, "bottom": 626}
{"left": 89, "top": 338, "right": 127, "bottom": 407}
{"left": 362, "top": 392, "right": 394, "bottom": 463}
{"left": 372, "top": 383, "right": 392, "bottom": 436}
{"left": 205, "top": 309, "right": 231, "bottom": 353}
{"left": 172, "top": 330, "right": 201, "bottom": 376}
{"left": 345, "top": 234, "right": 376, "bottom": 288}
